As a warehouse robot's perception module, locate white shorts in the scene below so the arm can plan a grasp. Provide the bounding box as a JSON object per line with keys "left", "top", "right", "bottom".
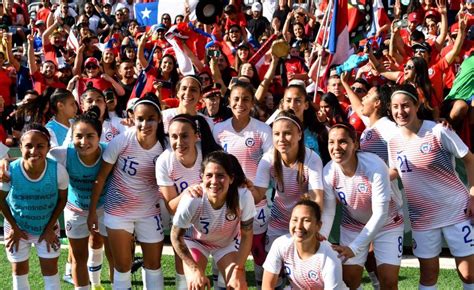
{"left": 65, "top": 208, "right": 107, "bottom": 239}
{"left": 104, "top": 213, "right": 164, "bottom": 244}
{"left": 158, "top": 199, "right": 171, "bottom": 231}
{"left": 412, "top": 220, "right": 474, "bottom": 259}
{"left": 340, "top": 225, "right": 404, "bottom": 266}
{"left": 184, "top": 238, "right": 238, "bottom": 264}
{"left": 4, "top": 221, "right": 61, "bottom": 263}
{"left": 253, "top": 202, "right": 269, "bottom": 235}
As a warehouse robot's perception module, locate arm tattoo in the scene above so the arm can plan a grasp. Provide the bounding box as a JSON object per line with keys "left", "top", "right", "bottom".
{"left": 170, "top": 226, "right": 200, "bottom": 272}
{"left": 240, "top": 218, "right": 253, "bottom": 231}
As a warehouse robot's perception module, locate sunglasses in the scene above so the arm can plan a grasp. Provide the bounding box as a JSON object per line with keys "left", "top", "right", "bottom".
{"left": 86, "top": 65, "right": 98, "bottom": 69}
{"left": 162, "top": 17, "right": 171, "bottom": 21}
{"left": 351, "top": 87, "right": 367, "bottom": 94}
{"left": 116, "top": 13, "right": 123, "bottom": 16}
{"left": 229, "top": 30, "right": 240, "bottom": 33}
{"left": 200, "top": 76, "right": 210, "bottom": 81}
{"left": 415, "top": 48, "right": 427, "bottom": 54}
{"left": 404, "top": 64, "right": 414, "bottom": 70}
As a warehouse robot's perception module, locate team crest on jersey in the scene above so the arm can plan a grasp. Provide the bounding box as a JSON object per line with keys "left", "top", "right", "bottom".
{"left": 428, "top": 68, "right": 434, "bottom": 76}
{"left": 245, "top": 138, "right": 255, "bottom": 147}
{"left": 308, "top": 270, "right": 319, "bottom": 282}
{"left": 419, "top": 142, "right": 432, "bottom": 154}
{"left": 357, "top": 183, "right": 368, "bottom": 193}
{"left": 226, "top": 212, "right": 237, "bottom": 221}
{"left": 364, "top": 130, "right": 373, "bottom": 141}
{"left": 105, "top": 132, "right": 114, "bottom": 141}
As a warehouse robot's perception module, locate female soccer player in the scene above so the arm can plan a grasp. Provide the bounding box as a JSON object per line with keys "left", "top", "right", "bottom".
{"left": 0, "top": 124, "right": 69, "bottom": 290}
{"left": 262, "top": 199, "right": 344, "bottom": 289}
{"left": 213, "top": 81, "right": 272, "bottom": 286}
{"left": 88, "top": 94, "right": 167, "bottom": 289}
{"left": 321, "top": 123, "right": 404, "bottom": 289}
{"left": 49, "top": 108, "right": 113, "bottom": 289}
{"left": 254, "top": 110, "right": 324, "bottom": 248}
{"left": 388, "top": 84, "right": 474, "bottom": 289}
{"left": 161, "top": 75, "right": 214, "bottom": 133}
{"left": 171, "top": 151, "right": 255, "bottom": 290}
{"left": 155, "top": 113, "right": 221, "bottom": 289}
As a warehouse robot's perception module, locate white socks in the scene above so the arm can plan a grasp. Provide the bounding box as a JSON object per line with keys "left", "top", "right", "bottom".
{"left": 88, "top": 248, "right": 103, "bottom": 286}
{"left": 13, "top": 274, "right": 29, "bottom": 290}
{"left": 75, "top": 286, "right": 90, "bottom": 290}
{"left": 141, "top": 268, "right": 164, "bottom": 290}
{"left": 464, "top": 283, "right": 474, "bottom": 290}
{"left": 43, "top": 273, "right": 60, "bottom": 290}
{"left": 113, "top": 269, "right": 131, "bottom": 290}
{"left": 368, "top": 271, "right": 380, "bottom": 290}
{"left": 65, "top": 262, "right": 72, "bottom": 276}
{"left": 175, "top": 273, "right": 187, "bottom": 290}
{"left": 419, "top": 284, "right": 437, "bottom": 290}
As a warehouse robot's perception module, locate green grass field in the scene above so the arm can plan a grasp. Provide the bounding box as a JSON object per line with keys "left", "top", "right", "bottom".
{"left": 0, "top": 246, "right": 463, "bottom": 289}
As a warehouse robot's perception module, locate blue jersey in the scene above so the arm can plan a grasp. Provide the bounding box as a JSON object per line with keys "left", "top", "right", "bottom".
{"left": 66, "top": 143, "right": 106, "bottom": 215}
{"left": 7, "top": 158, "right": 59, "bottom": 236}
{"left": 45, "top": 118, "right": 69, "bottom": 147}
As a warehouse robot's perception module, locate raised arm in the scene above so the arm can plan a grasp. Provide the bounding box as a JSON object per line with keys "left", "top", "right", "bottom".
{"left": 72, "top": 44, "right": 85, "bottom": 76}
{"left": 42, "top": 18, "right": 61, "bottom": 47}
{"left": 367, "top": 45, "right": 400, "bottom": 81}
{"left": 137, "top": 32, "right": 150, "bottom": 69}
{"left": 434, "top": 0, "right": 448, "bottom": 51}
{"left": 209, "top": 56, "right": 227, "bottom": 95}
{"left": 5, "top": 33, "right": 19, "bottom": 71}
{"left": 282, "top": 11, "right": 294, "bottom": 43}
{"left": 444, "top": 15, "right": 467, "bottom": 65}
{"left": 389, "top": 21, "right": 405, "bottom": 65}
{"left": 27, "top": 34, "right": 38, "bottom": 75}
{"left": 340, "top": 71, "right": 363, "bottom": 116}
{"left": 255, "top": 53, "right": 279, "bottom": 104}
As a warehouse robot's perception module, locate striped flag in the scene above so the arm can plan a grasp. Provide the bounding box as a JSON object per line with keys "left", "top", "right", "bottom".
{"left": 66, "top": 31, "right": 79, "bottom": 53}
{"left": 367, "top": 0, "right": 391, "bottom": 38}
{"left": 248, "top": 33, "right": 277, "bottom": 70}
{"left": 165, "top": 25, "right": 195, "bottom": 76}
{"left": 327, "top": 0, "right": 353, "bottom": 67}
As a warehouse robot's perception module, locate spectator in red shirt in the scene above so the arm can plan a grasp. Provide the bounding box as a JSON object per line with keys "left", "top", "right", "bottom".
{"left": 26, "top": 35, "right": 66, "bottom": 96}
{"left": 282, "top": 43, "right": 309, "bottom": 87}
{"left": 72, "top": 56, "right": 125, "bottom": 99}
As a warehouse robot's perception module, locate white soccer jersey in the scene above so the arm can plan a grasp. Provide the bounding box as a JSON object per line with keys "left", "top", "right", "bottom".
{"left": 254, "top": 148, "right": 324, "bottom": 237}
{"left": 64, "top": 116, "right": 126, "bottom": 145}
{"left": 213, "top": 117, "right": 272, "bottom": 182}
{"left": 359, "top": 117, "right": 397, "bottom": 164}
{"left": 321, "top": 152, "right": 404, "bottom": 245}
{"left": 161, "top": 108, "right": 214, "bottom": 134}
{"left": 263, "top": 236, "right": 344, "bottom": 290}
{"left": 102, "top": 128, "right": 164, "bottom": 218}
{"left": 155, "top": 147, "right": 202, "bottom": 194}
{"left": 388, "top": 121, "right": 470, "bottom": 231}
{"left": 173, "top": 187, "right": 256, "bottom": 250}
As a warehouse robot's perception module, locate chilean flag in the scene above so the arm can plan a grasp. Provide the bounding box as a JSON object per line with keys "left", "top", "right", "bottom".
{"left": 327, "top": 0, "right": 353, "bottom": 68}
{"left": 367, "top": 0, "right": 391, "bottom": 38}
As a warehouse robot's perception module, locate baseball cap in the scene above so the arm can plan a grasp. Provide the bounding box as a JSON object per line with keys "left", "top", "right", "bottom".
{"left": 252, "top": 2, "right": 262, "bottom": 12}
{"left": 224, "top": 4, "right": 237, "bottom": 14}
{"left": 408, "top": 12, "right": 421, "bottom": 24}
{"left": 35, "top": 20, "right": 46, "bottom": 26}
{"left": 450, "top": 23, "right": 459, "bottom": 35}
{"left": 412, "top": 42, "right": 432, "bottom": 53}
{"left": 237, "top": 42, "right": 250, "bottom": 50}
{"left": 424, "top": 9, "right": 440, "bottom": 22}
{"left": 84, "top": 57, "right": 100, "bottom": 67}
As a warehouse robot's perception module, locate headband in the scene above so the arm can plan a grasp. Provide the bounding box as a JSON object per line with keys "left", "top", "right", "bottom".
{"left": 181, "top": 75, "right": 202, "bottom": 91}
{"left": 274, "top": 116, "right": 302, "bottom": 132}
{"left": 202, "top": 88, "right": 222, "bottom": 99}
{"left": 391, "top": 90, "right": 418, "bottom": 102}
{"left": 21, "top": 129, "right": 50, "bottom": 141}
{"left": 169, "top": 116, "right": 200, "bottom": 134}
{"left": 133, "top": 99, "right": 161, "bottom": 113}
